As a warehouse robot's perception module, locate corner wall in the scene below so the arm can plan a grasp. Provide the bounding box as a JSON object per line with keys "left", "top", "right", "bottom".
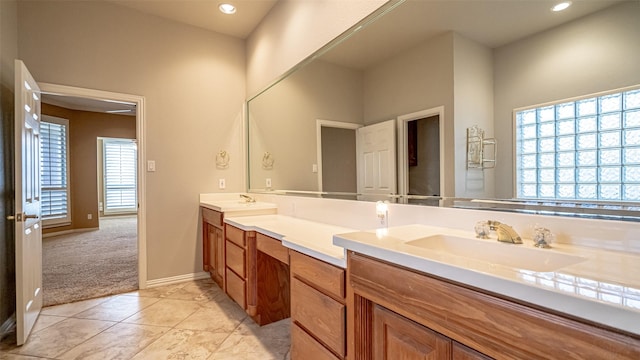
{"left": 493, "top": 1, "right": 640, "bottom": 198}
{"left": 246, "top": 0, "right": 388, "bottom": 96}
{"left": 18, "top": 1, "right": 246, "bottom": 281}
{"left": 453, "top": 33, "right": 494, "bottom": 198}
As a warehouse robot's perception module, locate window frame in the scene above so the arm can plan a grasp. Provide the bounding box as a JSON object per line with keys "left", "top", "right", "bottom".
{"left": 102, "top": 137, "right": 138, "bottom": 215}
{"left": 40, "top": 115, "right": 71, "bottom": 227}
{"left": 512, "top": 84, "right": 640, "bottom": 204}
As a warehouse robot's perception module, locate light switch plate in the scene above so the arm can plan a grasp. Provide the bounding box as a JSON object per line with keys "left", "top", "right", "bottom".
{"left": 219, "top": 178, "right": 226, "bottom": 189}
{"left": 266, "top": 178, "right": 272, "bottom": 188}
{"left": 147, "top": 160, "right": 156, "bottom": 172}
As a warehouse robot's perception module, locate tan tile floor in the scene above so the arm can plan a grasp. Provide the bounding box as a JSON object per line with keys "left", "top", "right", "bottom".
{"left": 0, "top": 279, "right": 291, "bottom": 360}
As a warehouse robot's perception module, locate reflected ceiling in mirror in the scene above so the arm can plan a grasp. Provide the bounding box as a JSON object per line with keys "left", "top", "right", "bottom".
{"left": 247, "top": 0, "right": 640, "bottom": 220}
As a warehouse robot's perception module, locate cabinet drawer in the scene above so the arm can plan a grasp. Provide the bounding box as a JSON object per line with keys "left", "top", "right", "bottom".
{"left": 201, "top": 207, "right": 222, "bottom": 227}
{"left": 226, "top": 267, "right": 246, "bottom": 309}
{"left": 292, "top": 277, "right": 345, "bottom": 357}
{"left": 226, "top": 224, "right": 245, "bottom": 247}
{"left": 291, "top": 250, "right": 345, "bottom": 299}
{"left": 226, "top": 240, "right": 246, "bottom": 278}
{"left": 257, "top": 233, "right": 289, "bottom": 265}
{"left": 453, "top": 341, "right": 492, "bottom": 360}
{"left": 292, "top": 323, "right": 340, "bottom": 360}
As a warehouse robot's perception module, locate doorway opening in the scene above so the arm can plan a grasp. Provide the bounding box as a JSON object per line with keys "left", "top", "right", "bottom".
{"left": 38, "top": 83, "right": 146, "bottom": 305}
{"left": 316, "top": 119, "right": 361, "bottom": 200}
{"left": 398, "top": 107, "right": 444, "bottom": 206}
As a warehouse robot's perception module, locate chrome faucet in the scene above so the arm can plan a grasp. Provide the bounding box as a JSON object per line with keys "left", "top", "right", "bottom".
{"left": 239, "top": 194, "right": 255, "bottom": 203}
{"left": 487, "top": 221, "right": 522, "bottom": 244}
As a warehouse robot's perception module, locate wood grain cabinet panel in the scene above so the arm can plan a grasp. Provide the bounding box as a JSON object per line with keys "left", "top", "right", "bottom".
{"left": 348, "top": 252, "right": 640, "bottom": 360}
{"left": 214, "top": 227, "right": 224, "bottom": 281}
{"left": 292, "top": 277, "right": 346, "bottom": 357}
{"left": 226, "top": 225, "right": 246, "bottom": 247}
{"left": 201, "top": 207, "right": 224, "bottom": 288}
{"left": 292, "top": 323, "right": 340, "bottom": 360}
{"left": 290, "top": 250, "right": 345, "bottom": 300}
{"left": 201, "top": 207, "right": 222, "bottom": 226}
{"left": 225, "top": 240, "right": 246, "bottom": 278}
{"left": 257, "top": 233, "right": 289, "bottom": 265}
{"left": 372, "top": 304, "right": 451, "bottom": 360}
{"left": 453, "top": 342, "right": 493, "bottom": 360}
{"left": 226, "top": 267, "right": 246, "bottom": 309}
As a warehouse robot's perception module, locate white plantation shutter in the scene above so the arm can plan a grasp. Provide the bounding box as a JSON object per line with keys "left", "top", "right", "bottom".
{"left": 40, "top": 116, "right": 70, "bottom": 225}
{"left": 104, "top": 139, "right": 137, "bottom": 213}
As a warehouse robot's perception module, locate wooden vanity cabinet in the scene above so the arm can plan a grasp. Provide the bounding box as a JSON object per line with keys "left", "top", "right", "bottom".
{"left": 290, "top": 250, "right": 346, "bottom": 360}
{"left": 224, "top": 225, "right": 291, "bottom": 326}
{"left": 254, "top": 233, "right": 291, "bottom": 325}
{"left": 201, "top": 207, "right": 224, "bottom": 288}
{"left": 347, "top": 251, "right": 640, "bottom": 360}
{"left": 224, "top": 224, "right": 254, "bottom": 311}
{"left": 372, "top": 304, "right": 450, "bottom": 359}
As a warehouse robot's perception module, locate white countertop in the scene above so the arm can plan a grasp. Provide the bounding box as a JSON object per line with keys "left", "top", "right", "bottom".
{"left": 225, "top": 215, "right": 354, "bottom": 268}
{"left": 200, "top": 199, "right": 277, "bottom": 217}
{"left": 333, "top": 224, "right": 640, "bottom": 337}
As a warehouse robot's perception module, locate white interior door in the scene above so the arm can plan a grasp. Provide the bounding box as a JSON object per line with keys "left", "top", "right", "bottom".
{"left": 356, "top": 119, "right": 397, "bottom": 201}
{"left": 14, "top": 59, "right": 43, "bottom": 345}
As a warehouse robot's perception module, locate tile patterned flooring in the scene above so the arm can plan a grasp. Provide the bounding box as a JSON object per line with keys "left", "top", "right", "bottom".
{"left": 0, "top": 279, "right": 291, "bottom": 360}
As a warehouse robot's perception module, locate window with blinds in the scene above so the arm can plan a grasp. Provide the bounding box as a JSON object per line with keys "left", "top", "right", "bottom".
{"left": 103, "top": 138, "right": 137, "bottom": 214}
{"left": 40, "top": 116, "right": 71, "bottom": 225}
{"left": 515, "top": 86, "right": 640, "bottom": 202}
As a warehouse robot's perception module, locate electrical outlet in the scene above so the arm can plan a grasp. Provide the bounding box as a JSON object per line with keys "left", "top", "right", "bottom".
{"left": 219, "top": 178, "right": 226, "bottom": 189}
{"left": 87, "top": 213, "right": 93, "bottom": 220}
{"left": 266, "top": 178, "right": 272, "bottom": 188}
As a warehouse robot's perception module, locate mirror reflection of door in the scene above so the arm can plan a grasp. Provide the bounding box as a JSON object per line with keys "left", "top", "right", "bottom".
{"left": 407, "top": 115, "right": 440, "bottom": 206}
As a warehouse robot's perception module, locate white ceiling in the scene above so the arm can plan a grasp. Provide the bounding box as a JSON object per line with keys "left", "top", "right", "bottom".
{"left": 42, "top": 0, "right": 279, "bottom": 113}
{"left": 41, "top": 0, "right": 625, "bottom": 112}
{"left": 105, "top": 0, "right": 278, "bottom": 39}
{"left": 322, "top": 0, "right": 625, "bottom": 70}
{"left": 42, "top": 93, "right": 137, "bottom": 116}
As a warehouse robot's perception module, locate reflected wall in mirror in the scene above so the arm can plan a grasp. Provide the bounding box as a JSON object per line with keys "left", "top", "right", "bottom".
{"left": 247, "top": 0, "right": 640, "bottom": 219}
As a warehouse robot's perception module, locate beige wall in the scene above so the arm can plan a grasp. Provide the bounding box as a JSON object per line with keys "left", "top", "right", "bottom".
{"left": 493, "top": 1, "right": 640, "bottom": 198}
{"left": 363, "top": 32, "right": 455, "bottom": 197}
{"left": 248, "top": 59, "right": 363, "bottom": 191}
{"left": 41, "top": 103, "right": 136, "bottom": 234}
{"left": 18, "top": 1, "right": 246, "bottom": 280}
{"left": 246, "top": 0, "right": 388, "bottom": 96}
{"left": 453, "top": 33, "right": 494, "bottom": 198}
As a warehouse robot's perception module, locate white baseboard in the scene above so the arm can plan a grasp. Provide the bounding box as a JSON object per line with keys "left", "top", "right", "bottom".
{"left": 145, "top": 272, "right": 210, "bottom": 288}
{"left": 43, "top": 227, "right": 99, "bottom": 238}
{"left": 0, "top": 314, "right": 16, "bottom": 340}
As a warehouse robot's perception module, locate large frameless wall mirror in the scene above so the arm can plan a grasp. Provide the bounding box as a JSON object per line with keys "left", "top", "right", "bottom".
{"left": 247, "top": 0, "right": 640, "bottom": 220}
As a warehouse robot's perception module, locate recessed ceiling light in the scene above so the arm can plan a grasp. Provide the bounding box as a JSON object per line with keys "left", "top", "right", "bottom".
{"left": 219, "top": 3, "right": 236, "bottom": 15}
{"left": 552, "top": 1, "right": 572, "bottom": 12}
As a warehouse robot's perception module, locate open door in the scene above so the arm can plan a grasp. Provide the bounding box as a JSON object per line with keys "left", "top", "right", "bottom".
{"left": 14, "top": 60, "right": 43, "bottom": 345}
{"left": 356, "top": 119, "right": 397, "bottom": 201}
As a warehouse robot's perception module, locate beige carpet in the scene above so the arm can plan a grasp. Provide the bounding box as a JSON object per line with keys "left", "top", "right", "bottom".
{"left": 43, "top": 216, "right": 138, "bottom": 306}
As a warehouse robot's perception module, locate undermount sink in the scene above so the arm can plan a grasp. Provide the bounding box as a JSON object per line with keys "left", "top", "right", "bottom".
{"left": 405, "top": 234, "right": 586, "bottom": 272}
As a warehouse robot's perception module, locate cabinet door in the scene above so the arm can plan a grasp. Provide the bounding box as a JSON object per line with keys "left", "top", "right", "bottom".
{"left": 373, "top": 304, "right": 450, "bottom": 360}
{"left": 207, "top": 224, "right": 217, "bottom": 278}
{"left": 215, "top": 227, "right": 224, "bottom": 281}
{"left": 453, "top": 342, "right": 492, "bottom": 360}
{"left": 292, "top": 323, "right": 340, "bottom": 360}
